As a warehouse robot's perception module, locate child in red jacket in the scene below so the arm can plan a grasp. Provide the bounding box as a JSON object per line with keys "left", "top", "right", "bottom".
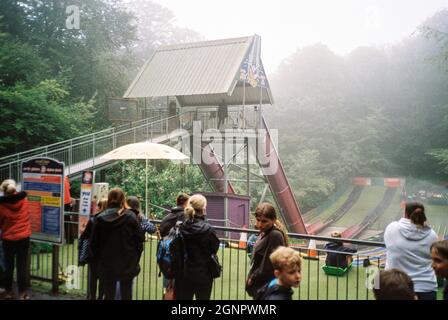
{"left": 0, "top": 179, "right": 31, "bottom": 300}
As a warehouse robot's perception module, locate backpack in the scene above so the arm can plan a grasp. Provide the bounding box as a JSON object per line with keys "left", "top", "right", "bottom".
{"left": 78, "top": 215, "right": 96, "bottom": 266}
{"left": 156, "top": 222, "right": 187, "bottom": 279}
{"left": 253, "top": 278, "right": 277, "bottom": 300}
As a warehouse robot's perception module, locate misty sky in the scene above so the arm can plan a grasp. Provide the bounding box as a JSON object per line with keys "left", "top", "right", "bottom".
{"left": 153, "top": 0, "right": 447, "bottom": 73}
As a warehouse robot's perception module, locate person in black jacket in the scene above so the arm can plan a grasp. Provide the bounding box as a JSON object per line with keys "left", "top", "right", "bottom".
{"left": 90, "top": 188, "right": 145, "bottom": 300}
{"left": 324, "top": 231, "right": 357, "bottom": 269}
{"left": 80, "top": 198, "right": 107, "bottom": 300}
{"left": 159, "top": 193, "right": 190, "bottom": 297}
{"left": 159, "top": 193, "right": 189, "bottom": 238}
{"left": 259, "top": 246, "right": 302, "bottom": 300}
{"left": 174, "top": 194, "right": 220, "bottom": 300}
{"left": 431, "top": 240, "right": 448, "bottom": 301}
{"left": 246, "top": 203, "right": 288, "bottom": 299}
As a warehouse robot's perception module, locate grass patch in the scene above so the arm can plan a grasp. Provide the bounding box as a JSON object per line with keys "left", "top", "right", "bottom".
{"left": 30, "top": 239, "right": 379, "bottom": 300}
{"left": 335, "top": 186, "right": 387, "bottom": 227}
{"left": 308, "top": 186, "right": 355, "bottom": 224}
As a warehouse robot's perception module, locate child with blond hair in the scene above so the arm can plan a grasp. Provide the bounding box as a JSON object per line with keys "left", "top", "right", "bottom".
{"left": 258, "top": 246, "right": 302, "bottom": 300}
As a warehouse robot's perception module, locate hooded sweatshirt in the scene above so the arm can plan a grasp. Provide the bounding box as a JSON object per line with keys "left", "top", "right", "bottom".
{"left": 179, "top": 216, "right": 220, "bottom": 281}
{"left": 384, "top": 218, "right": 438, "bottom": 292}
{"left": 246, "top": 226, "right": 285, "bottom": 298}
{"left": 0, "top": 191, "right": 31, "bottom": 241}
{"left": 259, "top": 278, "right": 293, "bottom": 300}
{"left": 160, "top": 206, "right": 185, "bottom": 238}
{"left": 90, "top": 207, "right": 145, "bottom": 280}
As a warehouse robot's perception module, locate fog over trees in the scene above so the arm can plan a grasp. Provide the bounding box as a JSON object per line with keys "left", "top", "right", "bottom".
{"left": 1, "top": 1, "right": 447, "bottom": 210}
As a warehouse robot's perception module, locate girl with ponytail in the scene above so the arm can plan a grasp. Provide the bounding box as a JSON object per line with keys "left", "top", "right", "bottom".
{"left": 175, "top": 194, "right": 220, "bottom": 300}
{"left": 246, "top": 202, "right": 288, "bottom": 299}
{"left": 384, "top": 202, "right": 438, "bottom": 300}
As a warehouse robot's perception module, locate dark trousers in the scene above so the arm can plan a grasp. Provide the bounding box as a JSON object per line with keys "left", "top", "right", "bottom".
{"left": 175, "top": 276, "right": 213, "bottom": 300}
{"left": 103, "top": 277, "right": 133, "bottom": 300}
{"left": 2, "top": 238, "right": 30, "bottom": 292}
{"left": 0, "top": 266, "right": 4, "bottom": 288}
{"left": 416, "top": 291, "right": 437, "bottom": 300}
{"left": 87, "top": 263, "right": 104, "bottom": 300}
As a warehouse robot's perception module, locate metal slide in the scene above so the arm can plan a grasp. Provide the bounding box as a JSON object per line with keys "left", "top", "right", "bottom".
{"left": 198, "top": 141, "right": 235, "bottom": 194}
{"left": 342, "top": 187, "right": 397, "bottom": 239}
{"left": 307, "top": 186, "right": 364, "bottom": 234}
{"left": 255, "top": 116, "right": 308, "bottom": 234}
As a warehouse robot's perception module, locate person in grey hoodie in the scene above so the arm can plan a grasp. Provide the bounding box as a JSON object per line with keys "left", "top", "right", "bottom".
{"left": 384, "top": 202, "right": 438, "bottom": 300}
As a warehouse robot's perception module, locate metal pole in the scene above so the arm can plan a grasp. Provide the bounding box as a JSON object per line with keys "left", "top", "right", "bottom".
{"left": 92, "top": 134, "right": 96, "bottom": 166}
{"left": 52, "top": 245, "right": 59, "bottom": 294}
{"left": 246, "top": 137, "right": 250, "bottom": 196}
{"left": 145, "top": 159, "right": 148, "bottom": 217}
{"left": 112, "top": 127, "right": 116, "bottom": 149}
{"left": 243, "top": 80, "right": 246, "bottom": 129}
{"left": 259, "top": 86, "right": 263, "bottom": 129}
{"left": 69, "top": 140, "right": 73, "bottom": 175}
{"left": 223, "top": 136, "right": 228, "bottom": 239}
{"left": 179, "top": 136, "right": 185, "bottom": 190}
{"left": 259, "top": 183, "right": 269, "bottom": 205}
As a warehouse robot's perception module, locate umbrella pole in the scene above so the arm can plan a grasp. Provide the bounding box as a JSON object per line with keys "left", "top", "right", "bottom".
{"left": 145, "top": 159, "right": 148, "bottom": 217}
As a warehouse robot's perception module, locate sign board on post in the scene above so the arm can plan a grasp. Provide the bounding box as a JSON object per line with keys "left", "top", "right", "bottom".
{"left": 92, "top": 183, "right": 109, "bottom": 213}
{"left": 78, "top": 171, "right": 94, "bottom": 237}
{"left": 22, "top": 158, "right": 64, "bottom": 244}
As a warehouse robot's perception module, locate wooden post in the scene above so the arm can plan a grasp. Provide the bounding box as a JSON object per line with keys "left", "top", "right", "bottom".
{"left": 51, "top": 245, "right": 59, "bottom": 294}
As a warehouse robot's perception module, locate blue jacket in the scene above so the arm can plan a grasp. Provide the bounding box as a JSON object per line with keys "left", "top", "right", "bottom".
{"left": 259, "top": 278, "right": 293, "bottom": 300}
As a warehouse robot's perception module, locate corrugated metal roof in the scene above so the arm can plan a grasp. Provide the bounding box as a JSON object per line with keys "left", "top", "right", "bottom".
{"left": 123, "top": 35, "right": 273, "bottom": 106}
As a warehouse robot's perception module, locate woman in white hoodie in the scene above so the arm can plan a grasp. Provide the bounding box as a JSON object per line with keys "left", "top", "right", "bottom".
{"left": 384, "top": 202, "right": 438, "bottom": 300}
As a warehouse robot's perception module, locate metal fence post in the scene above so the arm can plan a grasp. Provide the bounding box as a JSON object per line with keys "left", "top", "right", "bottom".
{"left": 92, "top": 134, "right": 96, "bottom": 166}
{"left": 69, "top": 140, "right": 73, "bottom": 174}
{"left": 112, "top": 127, "right": 116, "bottom": 149}
{"left": 17, "top": 155, "right": 20, "bottom": 181}
{"left": 146, "top": 120, "right": 149, "bottom": 141}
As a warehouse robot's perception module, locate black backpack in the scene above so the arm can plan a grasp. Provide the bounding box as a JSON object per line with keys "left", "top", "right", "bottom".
{"left": 156, "top": 222, "right": 187, "bottom": 279}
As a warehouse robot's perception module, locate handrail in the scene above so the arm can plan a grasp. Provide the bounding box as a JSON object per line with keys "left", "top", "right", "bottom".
{"left": 0, "top": 113, "right": 178, "bottom": 164}
{"left": 0, "top": 117, "right": 160, "bottom": 164}
{"left": 0, "top": 112, "right": 191, "bottom": 169}
{"left": 148, "top": 219, "right": 385, "bottom": 247}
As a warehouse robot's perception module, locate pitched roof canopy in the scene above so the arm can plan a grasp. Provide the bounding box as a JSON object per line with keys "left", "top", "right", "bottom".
{"left": 123, "top": 35, "right": 273, "bottom": 106}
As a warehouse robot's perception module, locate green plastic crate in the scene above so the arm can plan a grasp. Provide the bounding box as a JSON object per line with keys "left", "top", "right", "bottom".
{"left": 322, "top": 262, "right": 352, "bottom": 276}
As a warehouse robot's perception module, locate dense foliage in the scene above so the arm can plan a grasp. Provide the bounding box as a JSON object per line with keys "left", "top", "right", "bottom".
{"left": 1, "top": 2, "right": 447, "bottom": 211}
{"left": 265, "top": 10, "right": 448, "bottom": 210}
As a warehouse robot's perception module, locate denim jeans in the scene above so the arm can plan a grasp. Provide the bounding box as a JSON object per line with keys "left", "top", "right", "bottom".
{"left": 114, "top": 277, "right": 136, "bottom": 300}
{"left": 416, "top": 291, "right": 437, "bottom": 300}
{"left": 103, "top": 277, "right": 133, "bottom": 300}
